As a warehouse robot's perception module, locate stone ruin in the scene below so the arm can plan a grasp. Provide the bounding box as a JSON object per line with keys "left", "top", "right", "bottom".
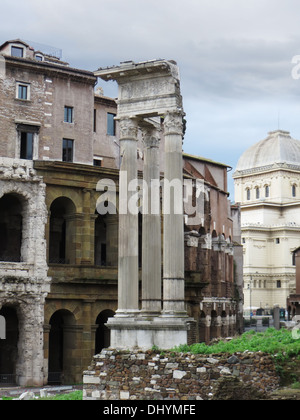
{"left": 95, "top": 59, "right": 193, "bottom": 350}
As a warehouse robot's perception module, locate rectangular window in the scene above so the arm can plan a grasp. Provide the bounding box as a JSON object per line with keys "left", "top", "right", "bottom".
{"left": 93, "top": 159, "right": 102, "bottom": 167}
{"left": 11, "top": 46, "right": 24, "bottom": 58}
{"left": 93, "top": 109, "right": 97, "bottom": 132}
{"left": 62, "top": 139, "right": 74, "bottom": 162}
{"left": 107, "top": 113, "right": 116, "bottom": 136}
{"left": 277, "top": 280, "right": 282, "bottom": 288}
{"left": 16, "top": 82, "right": 30, "bottom": 100}
{"left": 20, "top": 132, "right": 33, "bottom": 160}
{"left": 64, "top": 106, "right": 73, "bottom": 123}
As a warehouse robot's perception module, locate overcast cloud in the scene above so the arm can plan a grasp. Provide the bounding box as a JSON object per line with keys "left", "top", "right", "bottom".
{"left": 1, "top": 0, "right": 300, "bottom": 197}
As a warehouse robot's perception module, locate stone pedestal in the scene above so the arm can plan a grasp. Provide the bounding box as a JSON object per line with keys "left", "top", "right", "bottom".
{"left": 107, "top": 316, "right": 189, "bottom": 350}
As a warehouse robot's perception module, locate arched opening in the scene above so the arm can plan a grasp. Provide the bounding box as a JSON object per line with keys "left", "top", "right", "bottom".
{"left": 94, "top": 214, "right": 107, "bottom": 266}
{"left": 210, "top": 310, "right": 218, "bottom": 340}
{"left": 0, "top": 194, "right": 23, "bottom": 262}
{"left": 199, "top": 226, "right": 206, "bottom": 236}
{"left": 246, "top": 188, "right": 251, "bottom": 201}
{"left": 95, "top": 310, "right": 115, "bottom": 354}
{"left": 0, "top": 306, "right": 19, "bottom": 385}
{"left": 198, "top": 311, "right": 206, "bottom": 343}
{"left": 221, "top": 311, "right": 228, "bottom": 337}
{"left": 49, "top": 197, "right": 76, "bottom": 264}
{"left": 48, "top": 310, "right": 76, "bottom": 385}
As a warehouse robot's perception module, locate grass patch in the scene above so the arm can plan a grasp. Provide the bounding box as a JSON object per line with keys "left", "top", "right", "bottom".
{"left": 173, "top": 328, "right": 300, "bottom": 360}
{"left": 39, "top": 390, "right": 83, "bottom": 400}
{"left": 1, "top": 391, "right": 83, "bottom": 401}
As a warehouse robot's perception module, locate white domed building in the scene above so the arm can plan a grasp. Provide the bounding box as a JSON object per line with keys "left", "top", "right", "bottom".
{"left": 233, "top": 130, "right": 300, "bottom": 313}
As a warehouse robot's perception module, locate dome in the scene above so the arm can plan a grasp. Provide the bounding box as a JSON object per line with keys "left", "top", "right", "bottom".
{"left": 235, "top": 130, "right": 300, "bottom": 174}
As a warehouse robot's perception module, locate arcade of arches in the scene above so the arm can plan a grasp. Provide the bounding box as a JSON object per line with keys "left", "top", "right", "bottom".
{"left": 0, "top": 161, "right": 242, "bottom": 386}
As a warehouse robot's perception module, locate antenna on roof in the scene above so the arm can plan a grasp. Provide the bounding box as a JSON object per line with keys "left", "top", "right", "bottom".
{"left": 23, "top": 39, "right": 62, "bottom": 59}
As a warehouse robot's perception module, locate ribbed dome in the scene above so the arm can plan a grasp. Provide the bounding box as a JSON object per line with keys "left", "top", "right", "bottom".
{"left": 235, "top": 130, "right": 300, "bottom": 173}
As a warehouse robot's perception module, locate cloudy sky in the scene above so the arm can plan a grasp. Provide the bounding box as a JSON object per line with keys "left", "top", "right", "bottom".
{"left": 2, "top": 0, "right": 300, "bottom": 198}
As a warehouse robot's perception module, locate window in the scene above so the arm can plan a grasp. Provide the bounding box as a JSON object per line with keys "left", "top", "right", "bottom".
{"left": 246, "top": 188, "right": 251, "bottom": 201}
{"left": 20, "top": 132, "right": 33, "bottom": 160}
{"left": 62, "top": 139, "right": 74, "bottom": 162}
{"left": 107, "top": 113, "right": 116, "bottom": 136}
{"left": 11, "top": 46, "right": 24, "bottom": 58}
{"left": 93, "top": 109, "right": 97, "bottom": 132}
{"left": 256, "top": 187, "right": 260, "bottom": 199}
{"left": 16, "top": 82, "right": 30, "bottom": 100}
{"left": 292, "top": 184, "right": 297, "bottom": 198}
{"left": 277, "top": 280, "right": 282, "bottom": 289}
{"left": 64, "top": 106, "right": 73, "bottom": 123}
{"left": 35, "top": 55, "right": 43, "bottom": 62}
{"left": 265, "top": 185, "right": 270, "bottom": 198}
{"left": 93, "top": 158, "right": 102, "bottom": 167}
{"left": 276, "top": 238, "right": 280, "bottom": 244}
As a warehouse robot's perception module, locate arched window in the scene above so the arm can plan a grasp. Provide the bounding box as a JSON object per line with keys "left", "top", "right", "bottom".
{"left": 265, "top": 185, "right": 270, "bottom": 198}
{"left": 255, "top": 187, "right": 260, "bottom": 199}
{"left": 292, "top": 184, "right": 297, "bottom": 198}
{"left": 246, "top": 188, "right": 251, "bottom": 201}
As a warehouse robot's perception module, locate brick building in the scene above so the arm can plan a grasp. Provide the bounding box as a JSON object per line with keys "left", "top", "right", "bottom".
{"left": 0, "top": 39, "right": 242, "bottom": 386}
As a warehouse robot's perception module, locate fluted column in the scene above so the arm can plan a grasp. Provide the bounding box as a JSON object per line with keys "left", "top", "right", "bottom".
{"left": 162, "top": 110, "right": 186, "bottom": 316}
{"left": 117, "top": 117, "right": 139, "bottom": 314}
{"left": 140, "top": 122, "right": 162, "bottom": 315}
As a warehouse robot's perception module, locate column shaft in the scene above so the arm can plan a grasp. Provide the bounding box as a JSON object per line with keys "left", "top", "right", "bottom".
{"left": 141, "top": 123, "right": 162, "bottom": 315}
{"left": 117, "top": 117, "right": 139, "bottom": 313}
{"left": 163, "top": 111, "right": 186, "bottom": 315}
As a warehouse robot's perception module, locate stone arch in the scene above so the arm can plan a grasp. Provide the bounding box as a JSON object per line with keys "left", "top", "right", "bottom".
{"left": 210, "top": 310, "right": 219, "bottom": 340}
{"left": 95, "top": 309, "right": 115, "bottom": 354}
{"left": 212, "top": 230, "right": 218, "bottom": 238}
{"left": 94, "top": 212, "right": 107, "bottom": 266}
{"left": 46, "top": 190, "right": 81, "bottom": 214}
{"left": 0, "top": 305, "right": 19, "bottom": 385}
{"left": 199, "top": 226, "right": 206, "bottom": 236}
{"left": 221, "top": 310, "right": 228, "bottom": 337}
{"left": 0, "top": 193, "right": 26, "bottom": 262}
{"left": 48, "top": 309, "right": 77, "bottom": 384}
{"left": 198, "top": 310, "right": 207, "bottom": 343}
{"left": 49, "top": 196, "right": 77, "bottom": 264}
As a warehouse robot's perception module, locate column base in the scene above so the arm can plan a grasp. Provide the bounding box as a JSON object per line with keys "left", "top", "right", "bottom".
{"left": 106, "top": 315, "right": 192, "bottom": 350}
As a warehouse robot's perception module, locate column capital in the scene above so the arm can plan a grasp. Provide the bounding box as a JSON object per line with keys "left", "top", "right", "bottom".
{"left": 118, "top": 117, "right": 139, "bottom": 141}
{"left": 163, "top": 110, "right": 185, "bottom": 136}
{"left": 140, "top": 121, "right": 161, "bottom": 149}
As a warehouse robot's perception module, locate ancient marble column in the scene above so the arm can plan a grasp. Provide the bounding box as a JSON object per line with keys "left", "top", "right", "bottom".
{"left": 140, "top": 122, "right": 162, "bottom": 315}
{"left": 162, "top": 111, "right": 186, "bottom": 316}
{"left": 117, "top": 117, "right": 139, "bottom": 314}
